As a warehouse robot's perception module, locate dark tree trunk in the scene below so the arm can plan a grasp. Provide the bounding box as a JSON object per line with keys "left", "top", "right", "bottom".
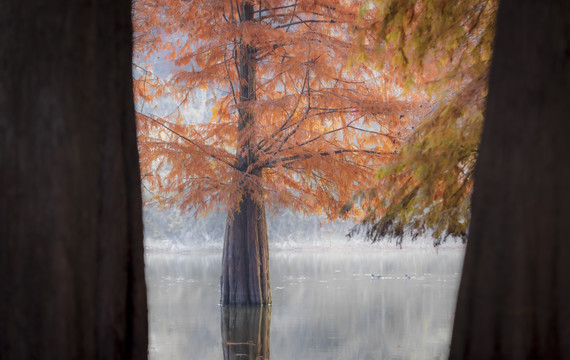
{"left": 220, "top": 0, "right": 272, "bottom": 305}
{"left": 221, "top": 306, "right": 271, "bottom": 359}
{"left": 221, "top": 193, "right": 271, "bottom": 305}
{"left": 449, "top": 1, "right": 570, "bottom": 358}
{"left": 0, "top": 0, "right": 148, "bottom": 358}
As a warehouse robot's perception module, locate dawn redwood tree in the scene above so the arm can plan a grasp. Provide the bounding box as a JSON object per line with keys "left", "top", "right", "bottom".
{"left": 0, "top": 0, "right": 147, "bottom": 358}
{"left": 449, "top": 1, "right": 570, "bottom": 358}
{"left": 133, "top": 0, "right": 415, "bottom": 304}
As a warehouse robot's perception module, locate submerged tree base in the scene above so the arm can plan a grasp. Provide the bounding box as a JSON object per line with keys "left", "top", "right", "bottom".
{"left": 220, "top": 194, "right": 271, "bottom": 305}
{"left": 221, "top": 306, "right": 271, "bottom": 360}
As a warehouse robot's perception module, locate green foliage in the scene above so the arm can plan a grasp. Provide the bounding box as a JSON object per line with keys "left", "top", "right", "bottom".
{"left": 351, "top": 0, "right": 497, "bottom": 245}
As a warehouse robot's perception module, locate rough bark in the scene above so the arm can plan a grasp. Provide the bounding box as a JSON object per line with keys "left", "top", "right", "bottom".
{"left": 221, "top": 306, "right": 271, "bottom": 360}
{"left": 221, "top": 193, "right": 271, "bottom": 305}
{"left": 0, "top": 0, "right": 148, "bottom": 358}
{"left": 449, "top": 1, "right": 570, "bottom": 358}
{"left": 220, "top": 1, "right": 272, "bottom": 305}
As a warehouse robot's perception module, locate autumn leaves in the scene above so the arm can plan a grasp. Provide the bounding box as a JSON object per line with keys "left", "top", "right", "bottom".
{"left": 133, "top": 0, "right": 414, "bottom": 220}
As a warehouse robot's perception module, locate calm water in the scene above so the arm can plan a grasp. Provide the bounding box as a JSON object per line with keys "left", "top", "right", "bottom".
{"left": 146, "top": 248, "right": 464, "bottom": 359}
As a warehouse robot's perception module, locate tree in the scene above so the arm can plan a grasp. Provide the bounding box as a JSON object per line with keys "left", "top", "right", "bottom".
{"left": 133, "top": 0, "right": 414, "bottom": 304}
{"left": 352, "top": 0, "right": 496, "bottom": 245}
{"left": 0, "top": 0, "right": 147, "bottom": 358}
{"left": 449, "top": 0, "right": 570, "bottom": 358}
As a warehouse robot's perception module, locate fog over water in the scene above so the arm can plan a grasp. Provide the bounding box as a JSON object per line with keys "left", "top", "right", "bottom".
{"left": 146, "top": 249, "right": 464, "bottom": 359}
{"left": 143, "top": 206, "right": 465, "bottom": 252}
{"left": 144, "top": 209, "right": 465, "bottom": 359}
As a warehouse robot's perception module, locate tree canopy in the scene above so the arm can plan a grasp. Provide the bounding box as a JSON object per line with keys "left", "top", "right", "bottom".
{"left": 133, "top": 0, "right": 417, "bottom": 220}
{"left": 350, "top": 0, "right": 496, "bottom": 245}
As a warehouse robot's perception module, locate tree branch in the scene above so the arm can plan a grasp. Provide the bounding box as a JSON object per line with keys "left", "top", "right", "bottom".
{"left": 264, "top": 148, "right": 393, "bottom": 167}
{"left": 275, "top": 19, "right": 335, "bottom": 29}
{"left": 138, "top": 113, "right": 237, "bottom": 170}
{"left": 278, "top": 119, "right": 358, "bottom": 152}
{"left": 260, "top": 69, "right": 310, "bottom": 152}
{"left": 347, "top": 125, "right": 401, "bottom": 141}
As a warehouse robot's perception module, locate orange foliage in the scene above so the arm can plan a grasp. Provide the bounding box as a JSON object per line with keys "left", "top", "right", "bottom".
{"left": 133, "top": 0, "right": 420, "bottom": 219}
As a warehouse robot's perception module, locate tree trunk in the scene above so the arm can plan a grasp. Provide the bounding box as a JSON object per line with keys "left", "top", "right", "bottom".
{"left": 221, "top": 306, "right": 271, "bottom": 360}
{"left": 220, "top": 1, "right": 272, "bottom": 305}
{"left": 449, "top": 1, "right": 570, "bottom": 358}
{"left": 221, "top": 193, "right": 271, "bottom": 305}
{"left": 0, "top": 0, "right": 148, "bottom": 358}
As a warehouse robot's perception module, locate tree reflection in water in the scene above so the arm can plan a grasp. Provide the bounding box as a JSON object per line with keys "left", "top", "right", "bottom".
{"left": 221, "top": 306, "right": 271, "bottom": 360}
{"left": 146, "top": 251, "right": 464, "bottom": 359}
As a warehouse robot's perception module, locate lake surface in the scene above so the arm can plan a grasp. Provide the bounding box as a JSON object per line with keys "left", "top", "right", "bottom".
{"left": 146, "top": 248, "right": 464, "bottom": 359}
